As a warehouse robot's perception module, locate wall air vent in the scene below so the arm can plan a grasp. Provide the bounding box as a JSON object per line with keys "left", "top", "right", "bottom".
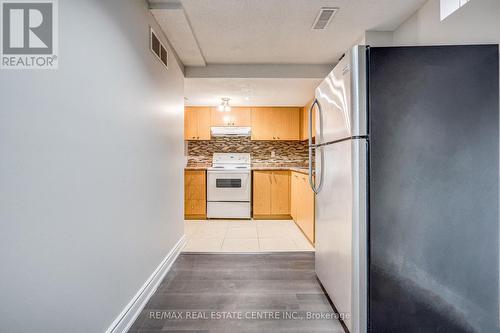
{"left": 312, "top": 7, "right": 338, "bottom": 30}
{"left": 150, "top": 27, "right": 168, "bottom": 69}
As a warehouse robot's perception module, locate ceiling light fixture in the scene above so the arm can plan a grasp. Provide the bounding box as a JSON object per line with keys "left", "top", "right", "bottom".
{"left": 218, "top": 98, "right": 231, "bottom": 112}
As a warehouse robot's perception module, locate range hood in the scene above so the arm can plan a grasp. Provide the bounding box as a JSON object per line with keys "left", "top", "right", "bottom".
{"left": 211, "top": 127, "right": 251, "bottom": 137}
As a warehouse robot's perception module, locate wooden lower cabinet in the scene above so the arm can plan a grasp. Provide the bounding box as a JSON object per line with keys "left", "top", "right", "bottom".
{"left": 253, "top": 170, "right": 290, "bottom": 218}
{"left": 184, "top": 170, "right": 206, "bottom": 219}
{"left": 291, "top": 171, "right": 315, "bottom": 244}
{"left": 253, "top": 171, "right": 272, "bottom": 216}
{"left": 270, "top": 171, "right": 291, "bottom": 215}
{"left": 291, "top": 172, "right": 300, "bottom": 220}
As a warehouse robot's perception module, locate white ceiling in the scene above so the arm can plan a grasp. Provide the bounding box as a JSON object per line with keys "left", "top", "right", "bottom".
{"left": 152, "top": 0, "right": 426, "bottom": 106}
{"left": 153, "top": 0, "right": 426, "bottom": 65}
{"left": 184, "top": 78, "right": 321, "bottom": 107}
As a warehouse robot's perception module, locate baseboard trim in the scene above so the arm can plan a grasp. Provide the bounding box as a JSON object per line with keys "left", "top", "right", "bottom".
{"left": 252, "top": 215, "right": 292, "bottom": 220}
{"left": 185, "top": 214, "right": 206, "bottom": 220}
{"left": 105, "top": 235, "right": 186, "bottom": 333}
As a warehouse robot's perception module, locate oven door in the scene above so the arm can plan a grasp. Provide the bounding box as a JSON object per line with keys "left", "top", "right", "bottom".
{"left": 207, "top": 170, "right": 251, "bottom": 202}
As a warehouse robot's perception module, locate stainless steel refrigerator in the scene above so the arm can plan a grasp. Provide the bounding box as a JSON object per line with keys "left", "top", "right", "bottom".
{"left": 309, "top": 45, "right": 499, "bottom": 333}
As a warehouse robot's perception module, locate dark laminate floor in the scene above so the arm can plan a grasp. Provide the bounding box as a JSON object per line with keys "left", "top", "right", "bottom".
{"left": 128, "top": 253, "right": 345, "bottom": 333}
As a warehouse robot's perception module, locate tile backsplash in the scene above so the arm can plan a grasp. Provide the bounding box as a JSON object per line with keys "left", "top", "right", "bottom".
{"left": 186, "top": 137, "right": 309, "bottom": 167}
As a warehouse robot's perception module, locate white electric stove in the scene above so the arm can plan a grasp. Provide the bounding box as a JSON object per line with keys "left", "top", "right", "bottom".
{"left": 207, "top": 153, "right": 251, "bottom": 219}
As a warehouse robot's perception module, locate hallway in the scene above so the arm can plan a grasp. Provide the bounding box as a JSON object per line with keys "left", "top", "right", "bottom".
{"left": 128, "top": 253, "right": 345, "bottom": 332}
{"left": 1, "top": 1, "right": 499, "bottom": 332}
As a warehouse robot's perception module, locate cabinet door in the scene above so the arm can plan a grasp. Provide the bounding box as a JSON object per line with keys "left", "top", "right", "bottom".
{"left": 291, "top": 172, "right": 300, "bottom": 220}
{"left": 270, "top": 171, "right": 290, "bottom": 215}
{"left": 253, "top": 171, "right": 272, "bottom": 215}
{"left": 184, "top": 107, "right": 198, "bottom": 140}
{"left": 251, "top": 108, "right": 300, "bottom": 141}
{"left": 211, "top": 107, "right": 232, "bottom": 126}
{"left": 299, "top": 173, "right": 315, "bottom": 243}
{"left": 185, "top": 199, "right": 206, "bottom": 216}
{"left": 196, "top": 107, "right": 211, "bottom": 140}
{"left": 232, "top": 107, "right": 251, "bottom": 126}
{"left": 274, "top": 107, "right": 300, "bottom": 140}
{"left": 185, "top": 170, "right": 206, "bottom": 217}
{"left": 251, "top": 108, "right": 274, "bottom": 140}
{"left": 211, "top": 107, "right": 251, "bottom": 127}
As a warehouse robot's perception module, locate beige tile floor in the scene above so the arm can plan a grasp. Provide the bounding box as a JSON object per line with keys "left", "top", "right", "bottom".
{"left": 183, "top": 220, "right": 315, "bottom": 252}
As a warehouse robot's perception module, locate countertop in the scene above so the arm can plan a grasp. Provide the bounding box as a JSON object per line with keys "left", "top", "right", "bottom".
{"left": 185, "top": 165, "right": 211, "bottom": 170}
{"left": 251, "top": 166, "right": 309, "bottom": 174}
{"left": 185, "top": 165, "right": 309, "bottom": 175}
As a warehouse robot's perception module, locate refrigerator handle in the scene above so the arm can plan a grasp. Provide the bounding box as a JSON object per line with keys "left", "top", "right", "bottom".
{"left": 308, "top": 99, "right": 324, "bottom": 194}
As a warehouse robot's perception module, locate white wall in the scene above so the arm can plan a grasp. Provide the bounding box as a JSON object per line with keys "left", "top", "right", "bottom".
{"left": 0, "top": 1, "right": 185, "bottom": 332}
{"left": 362, "top": 31, "right": 395, "bottom": 47}
{"left": 393, "top": 0, "right": 500, "bottom": 45}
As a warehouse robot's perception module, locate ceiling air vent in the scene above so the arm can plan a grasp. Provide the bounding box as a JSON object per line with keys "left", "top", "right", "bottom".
{"left": 312, "top": 7, "right": 338, "bottom": 30}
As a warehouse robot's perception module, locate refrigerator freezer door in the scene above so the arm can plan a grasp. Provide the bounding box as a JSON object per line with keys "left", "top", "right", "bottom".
{"left": 315, "top": 46, "right": 367, "bottom": 144}
{"left": 368, "top": 45, "right": 499, "bottom": 333}
{"left": 315, "top": 139, "right": 368, "bottom": 333}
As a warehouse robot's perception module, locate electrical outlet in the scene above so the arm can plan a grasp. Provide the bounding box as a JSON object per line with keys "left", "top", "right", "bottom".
{"left": 271, "top": 151, "right": 276, "bottom": 158}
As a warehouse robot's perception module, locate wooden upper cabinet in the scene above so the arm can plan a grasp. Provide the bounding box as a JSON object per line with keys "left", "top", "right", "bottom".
{"left": 197, "top": 108, "right": 211, "bottom": 139}
{"left": 251, "top": 107, "right": 274, "bottom": 140}
{"left": 274, "top": 107, "right": 300, "bottom": 140}
{"left": 300, "top": 100, "right": 316, "bottom": 141}
{"left": 251, "top": 107, "right": 300, "bottom": 140}
{"left": 232, "top": 107, "right": 251, "bottom": 126}
{"left": 211, "top": 107, "right": 251, "bottom": 127}
{"left": 184, "top": 107, "right": 211, "bottom": 140}
{"left": 186, "top": 106, "right": 302, "bottom": 141}
{"left": 184, "top": 107, "right": 198, "bottom": 140}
